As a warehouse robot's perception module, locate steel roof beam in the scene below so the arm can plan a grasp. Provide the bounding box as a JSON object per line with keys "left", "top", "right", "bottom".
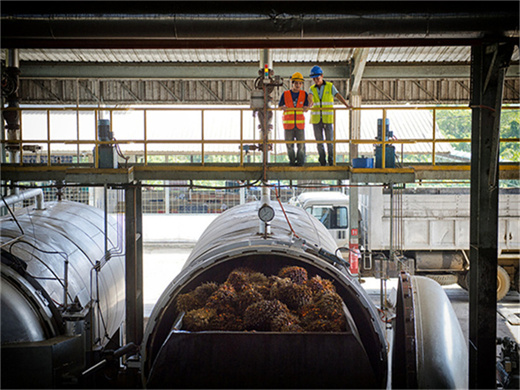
{"left": 16, "top": 62, "right": 520, "bottom": 80}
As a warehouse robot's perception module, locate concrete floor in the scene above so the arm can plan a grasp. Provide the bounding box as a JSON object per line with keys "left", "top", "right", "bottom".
{"left": 143, "top": 243, "right": 520, "bottom": 344}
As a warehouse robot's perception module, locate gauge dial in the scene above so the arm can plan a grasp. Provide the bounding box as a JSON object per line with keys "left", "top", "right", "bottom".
{"left": 258, "top": 204, "right": 275, "bottom": 222}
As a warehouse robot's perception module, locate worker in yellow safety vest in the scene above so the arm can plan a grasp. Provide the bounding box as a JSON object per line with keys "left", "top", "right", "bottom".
{"left": 309, "top": 65, "right": 350, "bottom": 166}
{"left": 278, "top": 72, "right": 310, "bottom": 166}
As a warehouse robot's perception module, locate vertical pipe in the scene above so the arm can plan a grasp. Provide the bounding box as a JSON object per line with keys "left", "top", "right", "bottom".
{"left": 262, "top": 86, "right": 268, "bottom": 180}
{"left": 165, "top": 184, "right": 170, "bottom": 214}
{"left": 349, "top": 94, "right": 362, "bottom": 163}
{"left": 76, "top": 79, "right": 80, "bottom": 164}
{"left": 135, "top": 182, "right": 144, "bottom": 345}
{"left": 104, "top": 183, "right": 108, "bottom": 257}
{"left": 381, "top": 109, "right": 387, "bottom": 168}
{"left": 259, "top": 49, "right": 272, "bottom": 72}
{"left": 64, "top": 259, "right": 69, "bottom": 307}
{"left": 4, "top": 49, "right": 20, "bottom": 164}
{"left": 332, "top": 106, "right": 336, "bottom": 165}
{"left": 143, "top": 110, "right": 147, "bottom": 165}
{"left": 1, "top": 91, "right": 6, "bottom": 164}
{"left": 94, "top": 109, "right": 99, "bottom": 168}
{"left": 46, "top": 110, "right": 51, "bottom": 166}
{"left": 240, "top": 109, "right": 244, "bottom": 166}
{"left": 7, "top": 49, "right": 19, "bottom": 68}
{"left": 381, "top": 182, "right": 393, "bottom": 310}
{"left": 349, "top": 95, "right": 362, "bottom": 277}
{"left": 17, "top": 109, "right": 22, "bottom": 165}
{"left": 432, "top": 108, "right": 437, "bottom": 165}
{"left": 201, "top": 109, "right": 204, "bottom": 165}
{"left": 259, "top": 186, "right": 271, "bottom": 236}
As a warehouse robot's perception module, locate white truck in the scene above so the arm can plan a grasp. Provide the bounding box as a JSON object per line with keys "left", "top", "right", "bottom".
{"left": 290, "top": 188, "right": 520, "bottom": 300}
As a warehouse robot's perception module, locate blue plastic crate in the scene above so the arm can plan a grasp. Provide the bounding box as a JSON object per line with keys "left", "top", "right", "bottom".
{"left": 352, "top": 157, "right": 374, "bottom": 168}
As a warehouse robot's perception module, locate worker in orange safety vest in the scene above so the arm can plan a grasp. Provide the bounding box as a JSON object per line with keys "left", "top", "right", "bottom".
{"left": 278, "top": 72, "right": 311, "bottom": 166}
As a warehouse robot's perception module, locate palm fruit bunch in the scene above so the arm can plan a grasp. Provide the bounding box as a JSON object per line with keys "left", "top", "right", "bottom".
{"left": 271, "top": 310, "right": 302, "bottom": 332}
{"left": 243, "top": 299, "right": 294, "bottom": 331}
{"left": 176, "top": 282, "right": 219, "bottom": 312}
{"left": 299, "top": 290, "right": 347, "bottom": 332}
{"left": 183, "top": 307, "right": 217, "bottom": 331}
{"left": 278, "top": 266, "right": 308, "bottom": 285}
{"left": 248, "top": 271, "right": 271, "bottom": 297}
{"left": 176, "top": 266, "right": 348, "bottom": 333}
{"left": 306, "top": 275, "right": 336, "bottom": 295}
{"left": 224, "top": 268, "right": 267, "bottom": 314}
{"left": 270, "top": 276, "right": 313, "bottom": 310}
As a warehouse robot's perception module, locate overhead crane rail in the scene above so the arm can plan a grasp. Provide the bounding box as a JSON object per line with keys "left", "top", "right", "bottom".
{"left": 1, "top": 105, "right": 519, "bottom": 184}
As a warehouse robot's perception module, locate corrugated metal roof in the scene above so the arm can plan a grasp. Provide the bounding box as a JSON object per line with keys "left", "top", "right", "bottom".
{"left": 7, "top": 46, "right": 518, "bottom": 64}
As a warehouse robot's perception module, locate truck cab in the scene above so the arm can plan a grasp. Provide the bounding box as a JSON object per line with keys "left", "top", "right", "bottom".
{"left": 290, "top": 192, "right": 350, "bottom": 248}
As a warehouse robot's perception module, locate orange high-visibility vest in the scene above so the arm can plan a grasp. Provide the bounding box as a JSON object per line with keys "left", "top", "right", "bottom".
{"left": 282, "top": 90, "right": 306, "bottom": 130}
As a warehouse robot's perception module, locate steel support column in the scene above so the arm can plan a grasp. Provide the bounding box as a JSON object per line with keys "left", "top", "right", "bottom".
{"left": 125, "top": 182, "right": 143, "bottom": 347}
{"left": 469, "top": 41, "right": 514, "bottom": 389}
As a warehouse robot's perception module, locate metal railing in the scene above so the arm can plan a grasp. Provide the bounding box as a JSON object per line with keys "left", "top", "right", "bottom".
{"left": 1, "top": 105, "right": 519, "bottom": 169}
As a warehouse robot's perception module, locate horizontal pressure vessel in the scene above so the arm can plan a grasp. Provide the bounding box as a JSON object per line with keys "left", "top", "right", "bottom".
{"left": 1, "top": 200, "right": 125, "bottom": 347}
{"left": 142, "top": 200, "right": 388, "bottom": 388}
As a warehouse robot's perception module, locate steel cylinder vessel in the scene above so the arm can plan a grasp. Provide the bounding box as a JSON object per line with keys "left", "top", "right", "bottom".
{"left": 1, "top": 200, "right": 125, "bottom": 347}
{"left": 142, "top": 200, "right": 389, "bottom": 388}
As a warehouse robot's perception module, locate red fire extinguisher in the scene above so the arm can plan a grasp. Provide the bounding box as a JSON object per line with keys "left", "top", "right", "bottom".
{"left": 349, "top": 228, "right": 360, "bottom": 275}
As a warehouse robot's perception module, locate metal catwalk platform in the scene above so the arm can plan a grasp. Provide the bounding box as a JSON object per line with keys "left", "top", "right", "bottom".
{"left": 1, "top": 163, "right": 518, "bottom": 185}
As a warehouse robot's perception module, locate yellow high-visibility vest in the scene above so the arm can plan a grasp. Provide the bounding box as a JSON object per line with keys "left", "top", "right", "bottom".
{"left": 310, "top": 82, "right": 334, "bottom": 124}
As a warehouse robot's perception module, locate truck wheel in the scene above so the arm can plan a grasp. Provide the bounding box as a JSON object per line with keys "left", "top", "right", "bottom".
{"left": 457, "top": 267, "right": 510, "bottom": 301}
{"left": 427, "top": 274, "right": 458, "bottom": 286}
{"left": 457, "top": 272, "right": 469, "bottom": 291}
{"left": 497, "top": 266, "right": 511, "bottom": 301}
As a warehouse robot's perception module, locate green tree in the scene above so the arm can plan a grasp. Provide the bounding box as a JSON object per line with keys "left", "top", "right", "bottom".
{"left": 436, "top": 108, "right": 520, "bottom": 161}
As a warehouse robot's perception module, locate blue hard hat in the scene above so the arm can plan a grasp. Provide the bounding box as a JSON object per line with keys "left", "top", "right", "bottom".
{"left": 310, "top": 65, "right": 323, "bottom": 78}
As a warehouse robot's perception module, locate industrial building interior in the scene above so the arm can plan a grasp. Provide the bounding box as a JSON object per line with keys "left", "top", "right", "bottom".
{"left": 1, "top": 2, "right": 519, "bottom": 389}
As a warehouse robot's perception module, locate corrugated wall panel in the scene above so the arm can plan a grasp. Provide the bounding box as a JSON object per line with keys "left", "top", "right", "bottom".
{"left": 437, "top": 79, "right": 470, "bottom": 103}
{"left": 17, "top": 78, "right": 519, "bottom": 105}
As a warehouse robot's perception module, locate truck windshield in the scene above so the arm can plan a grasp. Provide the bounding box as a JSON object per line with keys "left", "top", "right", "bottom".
{"left": 307, "top": 206, "right": 348, "bottom": 229}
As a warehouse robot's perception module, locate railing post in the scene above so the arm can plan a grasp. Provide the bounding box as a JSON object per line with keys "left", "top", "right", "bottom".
{"left": 432, "top": 108, "right": 436, "bottom": 165}
{"left": 46, "top": 109, "right": 51, "bottom": 166}
{"left": 144, "top": 110, "right": 148, "bottom": 165}
{"left": 201, "top": 109, "right": 205, "bottom": 165}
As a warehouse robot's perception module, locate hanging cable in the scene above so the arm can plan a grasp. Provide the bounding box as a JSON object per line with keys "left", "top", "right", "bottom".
{"left": 8, "top": 240, "right": 73, "bottom": 304}
{"left": 0, "top": 194, "right": 25, "bottom": 248}
{"left": 113, "top": 137, "right": 130, "bottom": 168}
{"left": 272, "top": 184, "right": 300, "bottom": 239}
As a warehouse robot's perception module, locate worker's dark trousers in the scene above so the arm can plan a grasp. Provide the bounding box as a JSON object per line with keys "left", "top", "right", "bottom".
{"left": 284, "top": 127, "right": 305, "bottom": 166}
{"left": 313, "top": 122, "right": 334, "bottom": 166}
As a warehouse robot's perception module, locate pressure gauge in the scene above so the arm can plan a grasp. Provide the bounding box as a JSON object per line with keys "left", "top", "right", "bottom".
{"left": 258, "top": 204, "right": 275, "bottom": 222}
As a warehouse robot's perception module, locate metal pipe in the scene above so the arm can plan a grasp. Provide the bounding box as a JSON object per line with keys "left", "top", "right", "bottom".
{"left": 3, "top": 49, "right": 21, "bottom": 164}
{"left": 259, "top": 49, "right": 272, "bottom": 72}
{"left": 6, "top": 48, "right": 19, "bottom": 68}
{"left": 104, "top": 184, "right": 108, "bottom": 259}
{"left": 63, "top": 259, "right": 69, "bottom": 306}
{"left": 259, "top": 186, "right": 271, "bottom": 236}
{"left": 1, "top": 4, "right": 518, "bottom": 48}
{"left": 1, "top": 188, "right": 44, "bottom": 210}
